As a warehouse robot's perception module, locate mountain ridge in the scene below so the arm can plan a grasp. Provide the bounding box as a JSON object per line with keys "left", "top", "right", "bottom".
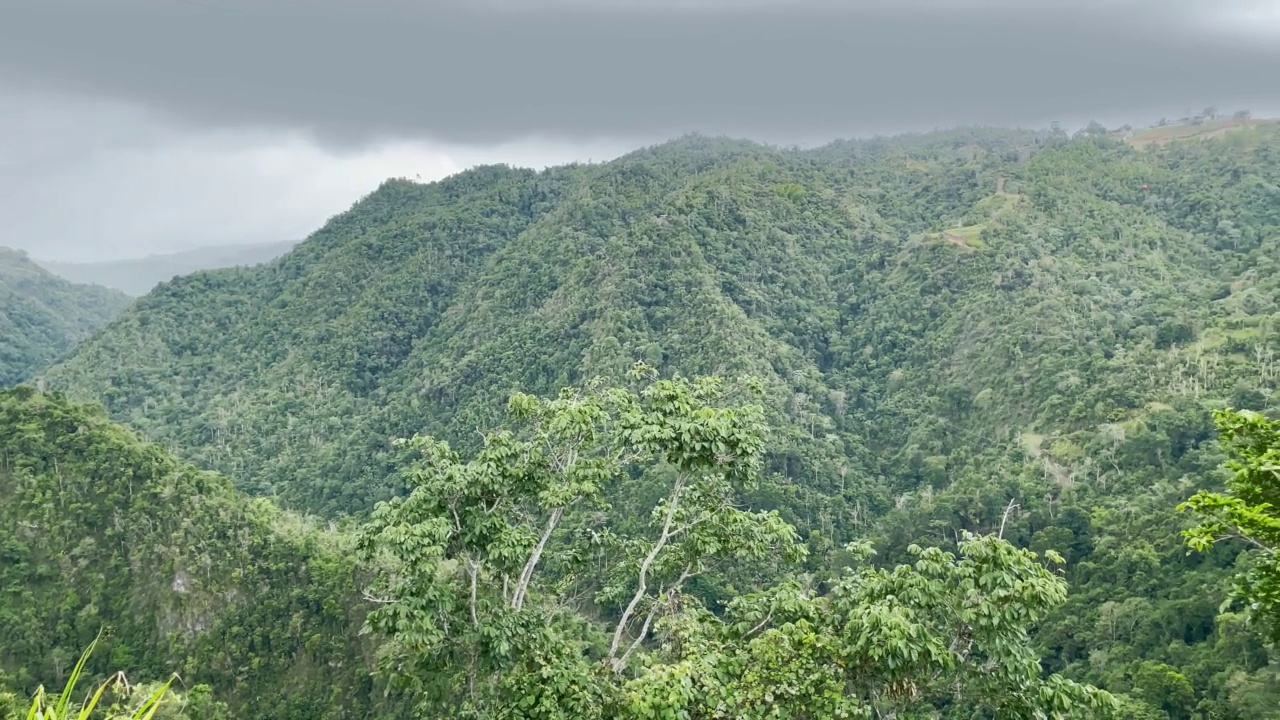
{"left": 0, "top": 247, "right": 131, "bottom": 387}
{"left": 41, "top": 129, "right": 1279, "bottom": 513}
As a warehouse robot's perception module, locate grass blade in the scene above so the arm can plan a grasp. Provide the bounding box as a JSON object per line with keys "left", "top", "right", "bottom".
{"left": 131, "top": 676, "right": 176, "bottom": 720}
{"left": 53, "top": 632, "right": 102, "bottom": 719}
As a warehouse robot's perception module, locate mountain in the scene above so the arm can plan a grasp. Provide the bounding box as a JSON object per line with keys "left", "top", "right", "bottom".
{"left": 38, "top": 126, "right": 1280, "bottom": 716}
{"left": 41, "top": 129, "right": 1280, "bottom": 515}
{"left": 39, "top": 241, "right": 298, "bottom": 296}
{"left": 0, "top": 247, "right": 132, "bottom": 387}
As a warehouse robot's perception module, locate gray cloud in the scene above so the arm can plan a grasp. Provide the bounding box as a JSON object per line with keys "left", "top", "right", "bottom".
{"left": 2, "top": 0, "right": 1276, "bottom": 146}
{"left": 0, "top": 89, "right": 631, "bottom": 262}
{"left": 2, "top": 0, "right": 1277, "bottom": 262}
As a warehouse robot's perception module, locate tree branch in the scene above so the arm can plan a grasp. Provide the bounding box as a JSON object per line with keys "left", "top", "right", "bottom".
{"left": 617, "top": 564, "right": 696, "bottom": 670}
{"left": 512, "top": 506, "right": 564, "bottom": 610}
{"left": 617, "top": 600, "right": 661, "bottom": 671}
{"left": 467, "top": 558, "right": 480, "bottom": 626}
{"left": 998, "top": 498, "right": 1018, "bottom": 539}
{"left": 744, "top": 609, "right": 775, "bottom": 639}
{"left": 362, "top": 589, "right": 398, "bottom": 605}
{"left": 609, "top": 474, "right": 686, "bottom": 668}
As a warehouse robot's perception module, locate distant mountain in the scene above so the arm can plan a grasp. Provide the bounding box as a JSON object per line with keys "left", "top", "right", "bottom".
{"left": 0, "top": 247, "right": 131, "bottom": 387}
{"left": 40, "top": 241, "right": 297, "bottom": 296}
{"left": 43, "top": 129, "right": 1280, "bottom": 517}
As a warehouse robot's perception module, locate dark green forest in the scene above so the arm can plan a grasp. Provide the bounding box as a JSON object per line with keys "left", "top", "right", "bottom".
{"left": 3, "top": 124, "right": 1279, "bottom": 718}
{"left": 0, "top": 248, "right": 131, "bottom": 388}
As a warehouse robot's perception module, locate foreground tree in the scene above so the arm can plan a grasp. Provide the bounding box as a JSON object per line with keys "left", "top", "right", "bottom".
{"left": 1180, "top": 409, "right": 1280, "bottom": 641}
{"left": 360, "top": 370, "right": 1117, "bottom": 718}
{"left": 359, "top": 367, "right": 797, "bottom": 717}
{"left": 622, "top": 536, "right": 1117, "bottom": 719}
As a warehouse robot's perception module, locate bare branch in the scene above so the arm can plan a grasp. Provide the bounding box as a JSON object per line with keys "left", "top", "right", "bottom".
{"left": 512, "top": 506, "right": 564, "bottom": 610}
{"left": 609, "top": 474, "right": 686, "bottom": 668}
{"left": 362, "top": 589, "right": 398, "bottom": 605}
{"left": 744, "top": 609, "right": 775, "bottom": 639}
{"left": 617, "top": 563, "right": 695, "bottom": 670}
{"left": 998, "top": 498, "right": 1019, "bottom": 540}
{"left": 617, "top": 600, "right": 661, "bottom": 670}
{"left": 450, "top": 504, "right": 463, "bottom": 534}
{"left": 467, "top": 558, "right": 480, "bottom": 626}
{"left": 1227, "top": 529, "right": 1277, "bottom": 555}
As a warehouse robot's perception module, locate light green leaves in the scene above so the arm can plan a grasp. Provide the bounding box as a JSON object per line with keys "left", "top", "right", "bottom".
{"left": 620, "top": 534, "right": 1116, "bottom": 719}
{"left": 359, "top": 372, "right": 785, "bottom": 717}
{"left": 1179, "top": 408, "right": 1280, "bottom": 642}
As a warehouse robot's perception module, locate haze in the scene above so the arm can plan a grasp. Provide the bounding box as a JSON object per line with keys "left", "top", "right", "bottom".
{"left": 2, "top": 0, "right": 1277, "bottom": 262}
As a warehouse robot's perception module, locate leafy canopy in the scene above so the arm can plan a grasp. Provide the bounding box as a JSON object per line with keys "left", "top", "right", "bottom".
{"left": 1181, "top": 409, "right": 1280, "bottom": 641}
{"left": 360, "top": 372, "right": 1116, "bottom": 718}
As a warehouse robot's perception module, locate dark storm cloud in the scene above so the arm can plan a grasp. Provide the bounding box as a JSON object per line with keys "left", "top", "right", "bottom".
{"left": 2, "top": 0, "right": 1275, "bottom": 145}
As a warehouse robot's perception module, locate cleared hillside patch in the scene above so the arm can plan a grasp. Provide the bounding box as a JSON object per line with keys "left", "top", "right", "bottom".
{"left": 1126, "top": 117, "right": 1276, "bottom": 149}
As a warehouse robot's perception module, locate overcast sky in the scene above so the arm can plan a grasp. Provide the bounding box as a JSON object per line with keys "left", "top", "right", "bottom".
{"left": 2, "top": 0, "right": 1277, "bottom": 262}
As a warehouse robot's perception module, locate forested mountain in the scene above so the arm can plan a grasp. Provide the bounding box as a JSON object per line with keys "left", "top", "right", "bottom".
{"left": 39, "top": 241, "right": 297, "bottom": 296}
{"left": 0, "top": 248, "right": 131, "bottom": 387}
{"left": 18, "top": 124, "right": 1280, "bottom": 717}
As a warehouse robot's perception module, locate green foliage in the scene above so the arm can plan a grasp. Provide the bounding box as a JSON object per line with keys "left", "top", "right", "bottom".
{"left": 358, "top": 370, "right": 800, "bottom": 717}
{"left": 0, "top": 248, "right": 131, "bottom": 387}
{"left": 360, "top": 376, "right": 1114, "bottom": 718}
{"left": 1181, "top": 409, "right": 1280, "bottom": 642}
{"left": 623, "top": 536, "right": 1117, "bottom": 719}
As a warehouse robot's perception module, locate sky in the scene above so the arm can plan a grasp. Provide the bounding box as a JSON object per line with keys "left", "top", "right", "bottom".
{"left": 2, "top": 0, "right": 1278, "bottom": 262}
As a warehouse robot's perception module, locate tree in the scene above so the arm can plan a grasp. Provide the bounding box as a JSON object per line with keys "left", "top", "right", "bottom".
{"left": 623, "top": 536, "right": 1119, "bottom": 719}
{"left": 358, "top": 367, "right": 800, "bottom": 717}
{"left": 1127, "top": 661, "right": 1196, "bottom": 720}
{"left": 1180, "top": 409, "right": 1280, "bottom": 641}
{"left": 360, "top": 373, "right": 1117, "bottom": 718}
{"left": 1081, "top": 120, "right": 1109, "bottom": 137}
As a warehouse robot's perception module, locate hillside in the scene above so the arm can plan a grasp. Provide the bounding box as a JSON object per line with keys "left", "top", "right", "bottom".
{"left": 0, "top": 248, "right": 131, "bottom": 387}
{"left": 39, "top": 241, "right": 298, "bottom": 296}
{"left": 1125, "top": 116, "right": 1278, "bottom": 149}
{"left": 0, "top": 377, "right": 1136, "bottom": 719}
{"left": 0, "top": 388, "right": 396, "bottom": 719}
{"left": 39, "top": 125, "right": 1280, "bottom": 715}
{"left": 43, "top": 128, "right": 1280, "bottom": 515}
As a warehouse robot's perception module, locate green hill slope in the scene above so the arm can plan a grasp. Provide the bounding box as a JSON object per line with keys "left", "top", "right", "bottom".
{"left": 39, "top": 241, "right": 298, "bottom": 296}
{"left": 0, "top": 248, "right": 131, "bottom": 387}
{"left": 43, "top": 129, "right": 1279, "bottom": 517}
{"left": 0, "top": 387, "right": 394, "bottom": 719}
